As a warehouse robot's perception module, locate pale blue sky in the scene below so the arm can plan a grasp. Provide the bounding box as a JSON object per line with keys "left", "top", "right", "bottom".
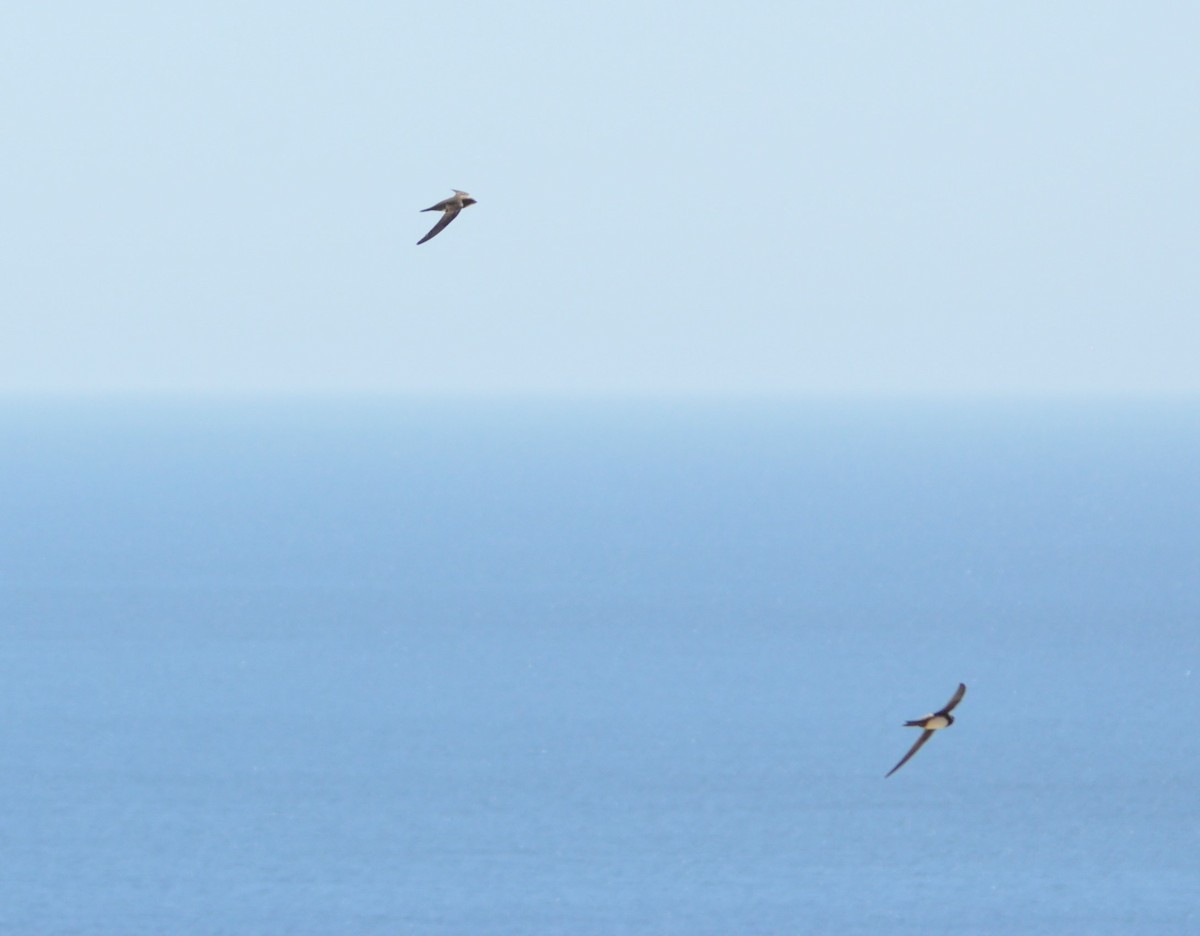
{"left": 3, "top": 2, "right": 1197, "bottom": 397}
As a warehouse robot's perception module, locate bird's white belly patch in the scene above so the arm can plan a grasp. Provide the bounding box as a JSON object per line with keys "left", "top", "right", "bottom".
{"left": 926, "top": 716, "right": 950, "bottom": 729}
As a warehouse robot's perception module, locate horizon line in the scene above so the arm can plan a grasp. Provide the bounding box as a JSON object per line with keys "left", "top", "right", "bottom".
{"left": 1, "top": 388, "right": 1198, "bottom": 406}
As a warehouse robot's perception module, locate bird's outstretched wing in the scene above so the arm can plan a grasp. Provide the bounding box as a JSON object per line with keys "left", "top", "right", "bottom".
{"left": 417, "top": 207, "right": 461, "bottom": 245}
{"left": 885, "top": 729, "right": 934, "bottom": 778}
{"left": 937, "top": 683, "right": 967, "bottom": 717}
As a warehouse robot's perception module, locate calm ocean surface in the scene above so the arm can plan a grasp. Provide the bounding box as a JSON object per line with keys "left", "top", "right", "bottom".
{"left": 1, "top": 399, "right": 1197, "bottom": 934}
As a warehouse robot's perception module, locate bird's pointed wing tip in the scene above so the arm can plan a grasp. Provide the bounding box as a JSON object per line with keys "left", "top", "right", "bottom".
{"left": 885, "top": 729, "right": 934, "bottom": 778}
{"left": 416, "top": 206, "right": 461, "bottom": 245}
{"left": 935, "top": 682, "right": 968, "bottom": 715}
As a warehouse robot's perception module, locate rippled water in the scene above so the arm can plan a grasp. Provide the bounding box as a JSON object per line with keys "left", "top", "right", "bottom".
{"left": 2, "top": 400, "right": 1197, "bottom": 934}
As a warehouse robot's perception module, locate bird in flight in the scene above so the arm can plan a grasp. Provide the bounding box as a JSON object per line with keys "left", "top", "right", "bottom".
{"left": 417, "top": 190, "right": 476, "bottom": 245}
{"left": 885, "top": 682, "right": 966, "bottom": 778}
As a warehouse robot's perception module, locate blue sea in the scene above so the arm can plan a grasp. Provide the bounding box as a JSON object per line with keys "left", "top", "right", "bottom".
{"left": 2, "top": 399, "right": 1197, "bottom": 934}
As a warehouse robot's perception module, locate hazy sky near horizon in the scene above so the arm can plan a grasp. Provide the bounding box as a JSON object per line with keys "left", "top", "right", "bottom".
{"left": 3, "top": 3, "right": 1197, "bottom": 398}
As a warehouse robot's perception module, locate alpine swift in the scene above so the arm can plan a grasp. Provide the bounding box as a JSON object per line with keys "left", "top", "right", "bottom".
{"left": 885, "top": 682, "right": 966, "bottom": 778}
{"left": 417, "top": 190, "right": 476, "bottom": 245}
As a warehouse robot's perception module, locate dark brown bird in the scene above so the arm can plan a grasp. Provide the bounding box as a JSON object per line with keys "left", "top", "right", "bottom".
{"left": 417, "top": 190, "right": 476, "bottom": 245}
{"left": 885, "top": 682, "right": 966, "bottom": 778}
